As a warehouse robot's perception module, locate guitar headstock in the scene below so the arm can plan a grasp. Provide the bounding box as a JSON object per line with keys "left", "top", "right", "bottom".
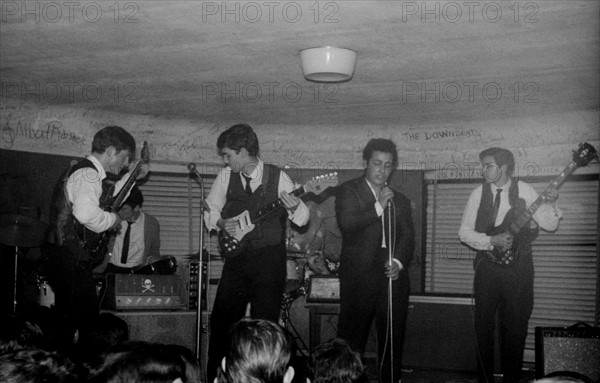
{"left": 141, "top": 141, "right": 150, "bottom": 163}
{"left": 304, "top": 172, "right": 339, "bottom": 195}
{"left": 572, "top": 142, "right": 598, "bottom": 167}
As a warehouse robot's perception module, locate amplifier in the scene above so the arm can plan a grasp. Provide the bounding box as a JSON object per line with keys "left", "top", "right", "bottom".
{"left": 306, "top": 276, "right": 340, "bottom": 302}
{"left": 101, "top": 274, "right": 184, "bottom": 310}
{"left": 178, "top": 260, "right": 209, "bottom": 310}
{"left": 535, "top": 324, "right": 600, "bottom": 382}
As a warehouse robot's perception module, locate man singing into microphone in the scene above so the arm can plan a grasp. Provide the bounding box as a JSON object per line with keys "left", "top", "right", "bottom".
{"left": 335, "top": 138, "right": 415, "bottom": 383}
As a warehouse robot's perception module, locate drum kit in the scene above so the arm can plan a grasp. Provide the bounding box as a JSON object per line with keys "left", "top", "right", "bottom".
{"left": 280, "top": 253, "right": 311, "bottom": 352}
{"left": 0, "top": 213, "right": 47, "bottom": 313}
{"left": 132, "top": 255, "right": 177, "bottom": 275}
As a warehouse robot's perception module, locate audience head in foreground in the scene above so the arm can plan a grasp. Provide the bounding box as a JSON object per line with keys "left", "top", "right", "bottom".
{"left": 307, "top": 338, "right": 366, "bottom": 383}
{"left": 0, "top": 348, "right": 83, "bottom": 383}
{"left": 218, "top": 318, "right": 294, "bottom": 383}
{"left": 88, "top": 341, "right": 198, "bottom": 383}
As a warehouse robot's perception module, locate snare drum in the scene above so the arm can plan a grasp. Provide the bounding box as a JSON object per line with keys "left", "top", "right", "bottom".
{"left": 133, "top": 256, "right": 177, "bottom": 275}
{"left": 38, "top": 276, "right": 55, "bottom": 308}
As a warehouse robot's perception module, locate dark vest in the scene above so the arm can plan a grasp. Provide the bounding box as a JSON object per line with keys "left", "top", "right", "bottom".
{"left": 221, "top": 164, "right": 286, "bottom": 250}
{"left": 474, "top": 180, "right": 537, "bottom": 264}
{"left": 47, "top": 158, "right": 100, "bottom": 245}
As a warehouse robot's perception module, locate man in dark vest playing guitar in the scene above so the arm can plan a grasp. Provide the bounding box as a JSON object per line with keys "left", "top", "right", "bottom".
{"left": 459, "top": 147, "right": 561, "bottom": 383}
{"left": 45, "top": 125, "right": 148, "bottom": 350}
{"left": 204, "top": 124, "right": 309, "bottom": 383}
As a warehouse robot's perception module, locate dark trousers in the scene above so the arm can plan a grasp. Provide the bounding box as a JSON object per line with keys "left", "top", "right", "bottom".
{"left": 473, "top": 259, "right": 533, "bottom": 383}
{"left": 44, "top": 241, "right": 99, "bottom": 349}
{"left": 206, "top": 244, "right": 286, "bottom": 383}
{"left": 338, "top": 255, "right": 410, "bottom": 383}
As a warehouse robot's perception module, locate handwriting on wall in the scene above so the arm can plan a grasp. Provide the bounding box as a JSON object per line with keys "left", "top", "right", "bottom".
{"left": 1, "top": 102, "right": 598, "bottom": 174}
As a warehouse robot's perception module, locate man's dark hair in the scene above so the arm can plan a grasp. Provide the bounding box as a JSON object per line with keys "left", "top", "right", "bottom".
{"left": 92, "top": 126, "right": 136, "bottom": 155}
{"left": 88, "top": 341, "right": 187, "bottom": 383}
{"left": 222, "top": 319, "right": 292, "bottom": 383}
{"left": 217, "top": 124, "right": 260, "bottom": 157}
{"left": 0, "top": 349, "right": 83, "bottom": 383}
{"left": 307, "top": 338, "right": 366, "bottom": 383}
{"left": 121, "top": 186, "right": 144, "bottom": 209}
{"left": 479, "top": 147, "right": 515, "bottom": 176}
{"left": 362, "top": 138, "right": 398, "bottom": 168}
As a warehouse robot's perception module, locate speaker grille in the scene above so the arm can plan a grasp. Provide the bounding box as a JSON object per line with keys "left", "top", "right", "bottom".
{"left": 114, "top": 311, "right": 198, "bottom": 354}
{"left": 536, "top": 326, "right": 600, "bottom": 382}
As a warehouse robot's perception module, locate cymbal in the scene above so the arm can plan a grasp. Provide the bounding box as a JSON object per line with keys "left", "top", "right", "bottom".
{"left": 0, "top": 214, "right": 47, "bottom": 248}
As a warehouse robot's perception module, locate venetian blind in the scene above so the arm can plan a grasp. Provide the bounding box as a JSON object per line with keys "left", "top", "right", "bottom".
{"left": 424, "top": 176, "right": 598, "bottom": 360}
{"left": 138, "top": 172, "right": 219, "bottom": 258}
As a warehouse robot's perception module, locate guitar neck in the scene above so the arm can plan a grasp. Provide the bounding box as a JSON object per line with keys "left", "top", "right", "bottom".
{"left": 250, "top": 185, "right": 306, "bottom": 223}
{"left": 110, "top": 141, "right": 149, "bottom": 211}
{"left": 110, "top": 163, "right": 143, "bottom": 211}
{"left": 509, "top": 161, "right": 578, "bottom": 234}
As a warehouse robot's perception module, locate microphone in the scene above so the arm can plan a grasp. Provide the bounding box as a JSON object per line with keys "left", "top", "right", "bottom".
{"left": 383, "top": 182, "right": 392, "bottom": 208}
{"left": 188, "top": 163, "right": 210, "bottom": 212}
{"left": 188, "top": 163, "right": 206, "bottom": 182}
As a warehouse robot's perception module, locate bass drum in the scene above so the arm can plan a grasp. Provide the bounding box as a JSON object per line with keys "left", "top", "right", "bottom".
{"left": 281, "top": 294, "right": 310, "bottom": 353}
{"left": 133, "top": 256, "right": 177, "bottom": 275}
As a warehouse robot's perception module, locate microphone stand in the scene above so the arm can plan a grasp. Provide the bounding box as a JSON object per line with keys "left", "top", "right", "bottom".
{"left": 386, "top": 201, "right": 394, "bottom": 383}
{"left": 188, "top": 164, "right": 207, "bottom": 359}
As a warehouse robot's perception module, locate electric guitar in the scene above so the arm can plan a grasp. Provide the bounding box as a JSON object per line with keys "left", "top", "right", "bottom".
{"left": 218, "top": 172, "right": 339, "bottom": 258}
{"left": 485, "top": 143, "right": 597, "bottom": 266}
{"left": 76, "top": 141, "right": 150, "bottom": 266}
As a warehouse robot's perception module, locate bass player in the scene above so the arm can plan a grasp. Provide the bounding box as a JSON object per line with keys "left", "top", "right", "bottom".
{"left": 45, "top": 125, "right": 148, "bottom": 350}
{"left": 459, "top": 147, "right": 561, "bottom": 383}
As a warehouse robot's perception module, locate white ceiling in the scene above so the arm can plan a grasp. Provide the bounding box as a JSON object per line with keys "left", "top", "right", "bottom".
{"left": 1, "top": 1, "right": 598, "bottom": 128}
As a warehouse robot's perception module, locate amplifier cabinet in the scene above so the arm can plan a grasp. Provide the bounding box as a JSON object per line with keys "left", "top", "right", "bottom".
{"left": 535, "top": 325, "right": 600, "bottom": 382}
{"left": 112, "top": 310, "right": 199, "bottom": 358}
{"left": 101, "top": 274, "right": 184, "bottom": 310}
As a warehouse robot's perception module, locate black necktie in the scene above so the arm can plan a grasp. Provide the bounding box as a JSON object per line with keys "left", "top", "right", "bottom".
{"left": 242, "top": 174, "right": 252, "bottom": 195}
{"left": 120, "top": 221, "right": 131, "bottom": 264}
{"left": 491, "top": 188, "right": 502, "bottom": 225}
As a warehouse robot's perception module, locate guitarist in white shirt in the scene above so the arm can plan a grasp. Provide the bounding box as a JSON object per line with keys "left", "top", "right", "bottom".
{"left": 45, "top": 125, "right": 148, "bottom": 350}
{"left": 459, "top": 147, "right": 561, "bottom": 383}
{"left": 204, "top": 124, "right": 309, "bottom": 383}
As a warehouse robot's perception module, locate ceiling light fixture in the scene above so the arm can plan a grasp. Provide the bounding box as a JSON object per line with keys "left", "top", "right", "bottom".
{"left": 300, "top": 46, "right": 357, "bottom": 83}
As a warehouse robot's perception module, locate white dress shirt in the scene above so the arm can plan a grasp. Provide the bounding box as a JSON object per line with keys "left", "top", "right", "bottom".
{"left": 66, "top": 155, "right": 131, "bottom": 233}
{"left": 109, "top": 212, "right": 146, "bottom": 268}
{"left": 365, "top": 178, "right": 404, "bottom": 270}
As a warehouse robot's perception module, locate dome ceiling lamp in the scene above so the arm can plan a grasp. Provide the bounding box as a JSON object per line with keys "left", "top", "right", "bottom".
{"left": 300, "top": 46, "right": 357, "bottom": 83}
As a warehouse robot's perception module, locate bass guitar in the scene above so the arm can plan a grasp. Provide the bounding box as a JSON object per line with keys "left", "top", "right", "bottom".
{"left": 485, "top": 142, "right": 597, "bottom": 266}
{"left": 219, "top": 172, "right": 338, "bottom": 258}
{"left": 76, "top": 141, "right": 150, "bottom": 266}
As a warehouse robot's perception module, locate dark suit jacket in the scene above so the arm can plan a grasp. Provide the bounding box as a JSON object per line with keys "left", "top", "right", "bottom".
{"left": 335, "top": 176, "right": 415, "bottom": 277}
